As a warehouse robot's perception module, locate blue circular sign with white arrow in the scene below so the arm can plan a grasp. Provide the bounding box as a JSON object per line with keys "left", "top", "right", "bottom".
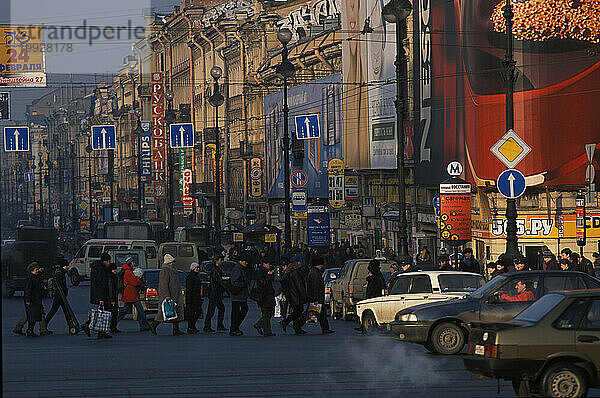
{"left": 496, "top": 169, "right": 526, "bottom": 199}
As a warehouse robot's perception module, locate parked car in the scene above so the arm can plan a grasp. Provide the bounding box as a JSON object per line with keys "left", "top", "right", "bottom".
{"left": 390, "top": 271, "right": 600, "bottom": 355}
{"left": 324, "top": 268, "right": 341, "bottom": 306}
{"left": 463, "top": 290, "right": 600, "bottom": 398}
{"left": 132, "top": 269, "right": 187, "bottom": 317}
{"left": 356, "top": 271, "right": 485, "bottom": 333}
{"left": 330, "top": 259, "right": 398, "bottom": 320}
{"left": 69, "top": 239, "right": 158, "bottom": 284}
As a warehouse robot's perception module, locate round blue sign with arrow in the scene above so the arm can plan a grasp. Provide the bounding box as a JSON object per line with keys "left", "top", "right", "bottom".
{"left": 496, "top": 169, "right": 526, "bottom": 199}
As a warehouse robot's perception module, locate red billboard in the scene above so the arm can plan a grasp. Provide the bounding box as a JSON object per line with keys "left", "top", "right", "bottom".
{"left": 413, "top": 0, "right": 600, "bottom": 187}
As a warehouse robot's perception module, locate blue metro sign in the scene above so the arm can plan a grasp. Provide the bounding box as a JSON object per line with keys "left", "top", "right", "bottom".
{"left": 170, "top": 123, "right": 194, "bottom": 148}
{"left": 4, "top": 126, "right": 29, "bottom": 152}
{"left": 91, "top": 125, "right": 116, "bottom": 150}
{"left": 295, "top": 114, "right": 320, "bottom": 140}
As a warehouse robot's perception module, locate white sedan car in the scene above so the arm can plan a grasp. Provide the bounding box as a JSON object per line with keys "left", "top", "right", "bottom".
{"left": 356, "top": 271, "right": 485, "bottom": 332}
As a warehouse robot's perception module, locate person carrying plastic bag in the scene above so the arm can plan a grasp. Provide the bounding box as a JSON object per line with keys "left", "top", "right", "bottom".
{"left": 150, "top": 254, "right": 185, "bottom": 336}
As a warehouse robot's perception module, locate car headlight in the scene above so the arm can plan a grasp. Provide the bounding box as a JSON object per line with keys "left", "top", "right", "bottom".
{"left": 399, "top": 313, "right": 418, "bottom": 322}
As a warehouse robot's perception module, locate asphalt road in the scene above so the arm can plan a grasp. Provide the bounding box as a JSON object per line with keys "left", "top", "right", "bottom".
{"left": 2, "top": 283, "right": 519, "bottom": 398}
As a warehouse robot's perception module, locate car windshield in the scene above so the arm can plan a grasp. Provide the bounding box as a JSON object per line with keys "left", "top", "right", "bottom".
{"left": 438, "top": 274, "right": 485, "bottom": 293}
{"left": 513, "top": 293, "right": 565, "bottom": 323}
{"left": 470, "top": 275, "right": 507, "bottom": 299}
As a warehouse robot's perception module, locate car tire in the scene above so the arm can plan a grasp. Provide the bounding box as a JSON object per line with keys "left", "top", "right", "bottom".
{"left": 541, "top": 363, "right": 588, "bottom": 398}
{"left": 70, "top": 270, "right": 80, "bottom": 286}
{"left": 512, "top": 380, "right": 532, "bottom": 398}
{"left": 361, "top": 311, "right": 378, "bottom": 333}
{"left": 430, "top": 322, "right": 465, "bottom": 355}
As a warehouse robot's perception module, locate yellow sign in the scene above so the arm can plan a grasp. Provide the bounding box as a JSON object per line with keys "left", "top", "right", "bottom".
{"left": 265, "top": 233, "right": 277, "bottom": 243}
{"left": 328, "top": 158, "right": 345, "bottom": 209}
{"left": 233, "top": 232, "right": 244, "bottom": 242}
{"left": 472, "top": 213, "right": 600, "bottom": 240}
{"left": 0, "top": 25, "right": 46, "bottom": 87}
{"left": 498, "top": 137, "right": 524, "bottom": 163}
{"left": 294, "top": 211, "right": 307, "bottom": 219}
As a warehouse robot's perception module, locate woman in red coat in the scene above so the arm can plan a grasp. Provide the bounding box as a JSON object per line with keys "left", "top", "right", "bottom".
{"left": 116, "top": 257, "right": 150, "bottom": 331}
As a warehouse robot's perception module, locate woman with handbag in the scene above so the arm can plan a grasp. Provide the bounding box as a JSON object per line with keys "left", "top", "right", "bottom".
{"left": 150, "top": 254, "right": 185, "bottom": 336}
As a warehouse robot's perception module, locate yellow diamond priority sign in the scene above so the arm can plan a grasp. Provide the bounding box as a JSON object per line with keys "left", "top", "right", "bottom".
{"left": 490, "top": 129, "right": 531, "bottom": 168}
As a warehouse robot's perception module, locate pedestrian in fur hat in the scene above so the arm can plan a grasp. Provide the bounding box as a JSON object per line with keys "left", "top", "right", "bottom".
{"left": 150, "top": 253, "right": 185, "bottom": 335}
{"left": 23, "top": 262, "right": 47, "bottom": 337}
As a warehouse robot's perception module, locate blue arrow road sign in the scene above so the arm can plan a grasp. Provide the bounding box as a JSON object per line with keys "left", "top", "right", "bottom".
{"left": 497, "top": 169, "right": 526, "bottom": 199}
{"left": 91, "top": 125, "right": 116, "bottom": 150}
{"left": 24, "top": 172, "right": 34, "bottom": 182}
{"left": 295, "top": 114, "right": 320, "bottom": 140}
{"left": 4, "top": 126, "right": 29, "bottom": 152}
{"left": 169, "top": 123, "right": 194, "bottom": 148}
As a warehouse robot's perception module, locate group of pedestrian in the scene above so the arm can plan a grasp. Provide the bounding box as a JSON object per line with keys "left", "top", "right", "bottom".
{"left": 484, "top": 247, "right": 599, "bottom": 280}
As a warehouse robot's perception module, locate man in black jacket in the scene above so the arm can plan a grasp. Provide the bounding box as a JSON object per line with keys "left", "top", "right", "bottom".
{"left": 186, "top": 262, "right": 203, "bottom": 334}
{"left": 459, "top": 248, "right": 481, "bottom": 274}
{"left": 280, "top": 261, "right": 308, "bottom": 334}
{"left": 45, "top": 258, "right": 78, "bottom": 333}
{"left": 305, "top": 257, "right": 334, "bottom": 334}
{"left": 570, "top": 253, "right": 594, "bottom": 275}
{"left": 84, "top": 253, "right": 112, "bottom": 339}
{"left": 204, "top": 255, "right": 228, "bottom": 332}
{"left": 253, "top": 259, "right": 276, "bottom": 337}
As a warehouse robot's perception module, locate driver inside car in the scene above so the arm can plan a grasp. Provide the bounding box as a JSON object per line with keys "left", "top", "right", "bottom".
{"left": 500, "top": 280, "right": 535, "bottom": 302}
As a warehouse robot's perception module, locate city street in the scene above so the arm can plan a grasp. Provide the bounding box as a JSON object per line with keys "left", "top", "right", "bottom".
{"left": 3, "top": 283, "right": 514, "bottom": 398}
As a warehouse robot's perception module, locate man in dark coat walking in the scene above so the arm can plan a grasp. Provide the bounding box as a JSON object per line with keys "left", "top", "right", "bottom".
{"left": 185, "top": 262, "right": 203, "bottom": 334}
{"left": 45, "top": 258, "right": 74, "bottom": 331}
{"left": 24, "top": 262, "right": 46, "bottom": 337}
{"left": 253, "top": 259, "right": 276, "bottom": 337}
{"left": 365, "top": 260, "right": 386, "bottom": 299}
{"left": 459, "top": 248, "right": 481, "bottom": 274}
{"left": 305, "top": 257, "right": 334, "bottom": 334}
{"left": 280, "top": 261, "right": 308, "bottom": 334}
{"left": 204, "top": 255, "right": 228, "bottom": 332}
{"left": 229, "top": 256, "right": 250, "bottom": 336}
{"left": 84, "top": 253, "right": 113, "bottom": 339}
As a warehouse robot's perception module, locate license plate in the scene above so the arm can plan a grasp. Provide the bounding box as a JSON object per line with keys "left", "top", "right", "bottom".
{"left": 474, "top": 344, "right": 484, "bottom": 356}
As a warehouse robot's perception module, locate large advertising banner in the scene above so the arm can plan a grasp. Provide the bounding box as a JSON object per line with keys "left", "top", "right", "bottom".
{"left": 264, "top": 73, "right": 343, "bottom": 199}
{"left": 0, "top": 25, "right": 46, "bottom": 87}
{"left": 412, "top": 0, "right": 600, "bottom": 187}
{"left": 341, "top": 0, "right": 414, "bottom": 170}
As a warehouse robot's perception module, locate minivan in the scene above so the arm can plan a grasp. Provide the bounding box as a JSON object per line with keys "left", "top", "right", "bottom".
{"left": 69, "top": 239, "right": 158, "bottom": 284}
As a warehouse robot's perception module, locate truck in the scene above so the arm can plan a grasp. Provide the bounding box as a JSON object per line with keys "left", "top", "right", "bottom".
{"left": 2, "top": 227, "right": 58, "bottom": 297}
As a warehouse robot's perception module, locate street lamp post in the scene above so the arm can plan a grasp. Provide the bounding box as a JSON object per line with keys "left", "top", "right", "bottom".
{"left": 209, "top": 66, "right": 225, "bottom": 250}
{"left": 276, "top": 28, "right": 295, "bottom": 254}
{"left": 46, "top": 150, "right": 53, "bottom": 228}
{"left": 502, "top": 0, "right": 520, "bottom": 263}
{"left": 165, "top": 89, "right": 175, "bottom": 229}
{"left": 382, "top": 0, "right": 412, "bottom": 260}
